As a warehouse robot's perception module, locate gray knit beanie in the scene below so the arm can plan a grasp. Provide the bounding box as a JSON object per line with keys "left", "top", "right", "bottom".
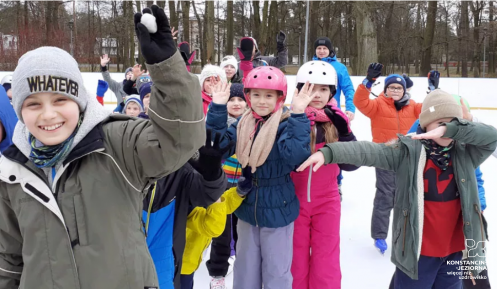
{"left": 12, "top": 46, "right": 88, "bottom": 123}
{"left": 419, "top": 89, "right": 463, "bottom": 130}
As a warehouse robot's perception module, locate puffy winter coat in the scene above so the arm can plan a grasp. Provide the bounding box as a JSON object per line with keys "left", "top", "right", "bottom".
{"left": 143, "top": 162, "right": 226, "bottom": 289}
{"left": 319, "top": 118, "right": 497, "bottom": 280}
{"left": 0, "top": 86, "right": 17, "bottom": 153}
{"left": 0, "top": 51, "right": 205, "bottom": 289}
{"left": 354, "top": 84, "right": 422, "bottom": 143}
{"left": 313, "top": 55, "right": 356, "bottom": 113}
{"left": 206, "top": 103, "right": 311, "bottom": 228}
{"left": 181, "top": 188, "right": 244, "bottom": 275}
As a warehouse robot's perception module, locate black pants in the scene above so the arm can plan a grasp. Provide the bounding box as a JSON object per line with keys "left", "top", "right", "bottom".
{"left": 206, "top": 214, "right": 238, "bottom": 277}
{"left": 180, "top": 273, "right": 194, "bottom": 289}
{"left": 372, "top": 168, "right": 396, "bottom": 239}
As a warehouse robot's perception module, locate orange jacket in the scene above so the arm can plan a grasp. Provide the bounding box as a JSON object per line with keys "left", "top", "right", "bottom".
{"left": 353, "top": 84, "right": 422, "bottom": 143}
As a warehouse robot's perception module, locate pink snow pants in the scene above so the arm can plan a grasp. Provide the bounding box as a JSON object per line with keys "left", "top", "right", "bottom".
{"left": 290, "top": 156, "right": 342, "bottom": 289}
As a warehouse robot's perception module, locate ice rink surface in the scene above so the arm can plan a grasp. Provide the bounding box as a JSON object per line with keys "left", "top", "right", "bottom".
{"left": 193, "top": 109, "right": 497, "bottom": 289}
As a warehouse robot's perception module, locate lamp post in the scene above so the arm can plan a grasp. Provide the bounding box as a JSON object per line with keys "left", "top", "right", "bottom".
{"left": 68, "top": 20, "right": 74, "bottom": 56}
{"left": 298, "top": 26, "right": 302, "bottom": 66}
{"left": 483, "top": 27, "right": 488, "bottom": 78}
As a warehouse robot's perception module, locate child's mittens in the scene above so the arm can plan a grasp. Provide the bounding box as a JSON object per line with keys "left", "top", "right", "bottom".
{"left": 363, "top": 62, "right": 383, "bottom": 89}
{"left": 141, "top": 12, "right": 158, "bottom": 33}
{"left": 236, "top": 166, "right": 253, "bottom": 197}
{"left": 427, "top": 70, "right": 440, "bottom": 91}
{"left": 324, "top": 105, "right": 351, "bottom": 136}
{"left": 96, "top": 80, "right": 109, "bottom": 97}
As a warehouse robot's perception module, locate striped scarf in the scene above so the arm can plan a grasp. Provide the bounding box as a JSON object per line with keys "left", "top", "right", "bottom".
{"left": 29, "top": 115, "right": 83, "bottom": 168}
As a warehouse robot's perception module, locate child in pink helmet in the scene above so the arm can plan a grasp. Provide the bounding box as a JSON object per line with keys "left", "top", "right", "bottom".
{"left": 205, "top": 66, "right": 314, "bottom": 288}
{"left": 290, "top": 61, "right": 359, "bottom": 289}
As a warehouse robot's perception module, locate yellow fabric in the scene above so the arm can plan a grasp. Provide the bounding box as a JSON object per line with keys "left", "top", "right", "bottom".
{"left": 181, "top": 188, "right": 244, "bottom": 275}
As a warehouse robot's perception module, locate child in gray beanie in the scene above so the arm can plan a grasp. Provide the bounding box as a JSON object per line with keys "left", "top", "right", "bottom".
{"left": 0, "top": 5, "right": 205, "bottom": 289}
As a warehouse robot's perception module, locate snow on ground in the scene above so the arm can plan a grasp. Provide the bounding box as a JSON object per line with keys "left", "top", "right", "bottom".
{"left": 193, "top": 109, "right": 497, "bottom": 289}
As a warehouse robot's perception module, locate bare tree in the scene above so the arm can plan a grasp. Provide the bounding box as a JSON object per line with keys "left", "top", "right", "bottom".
{"left": 461, "top": 1, "right": 470, "bottom": 77}
{"left": 420, "top": 1, "right": 437, "bottom": 76}
{"left": 354, "top": 2, "right": 377, "bottom": 72}
{"left": 182, "top": 1, "right": 190, "bottom": 43}
{"left": 226, "top": 0, "right": 234, "bottom": 55}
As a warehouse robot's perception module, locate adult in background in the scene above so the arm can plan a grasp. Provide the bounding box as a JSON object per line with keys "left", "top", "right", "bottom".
{"left": 100, "top": 54, "right": 133, "bottom": 107}
{"left": 313, "top": 37, "right": 355, "bottom": 121}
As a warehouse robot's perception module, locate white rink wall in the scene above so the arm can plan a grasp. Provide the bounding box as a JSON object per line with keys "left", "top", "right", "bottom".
{"left": 1, "top": 71, "right": 496, "bottom": 109}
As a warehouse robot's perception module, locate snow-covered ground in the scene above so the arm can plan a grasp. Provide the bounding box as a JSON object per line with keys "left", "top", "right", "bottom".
{"left": 192, "top": 109, "right": 497, "bottom": 289}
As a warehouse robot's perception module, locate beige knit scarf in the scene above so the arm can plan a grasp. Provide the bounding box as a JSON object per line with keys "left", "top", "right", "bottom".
{"left": 236, "top": 108, "right": 283, "bottom": 173}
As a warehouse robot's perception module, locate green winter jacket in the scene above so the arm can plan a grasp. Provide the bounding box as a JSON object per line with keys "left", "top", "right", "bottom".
{"left": 0, "top": 51, "right": 205, "bottom": 289}
{"left": 319, "top": 118, "right": 497, "bottom": 280}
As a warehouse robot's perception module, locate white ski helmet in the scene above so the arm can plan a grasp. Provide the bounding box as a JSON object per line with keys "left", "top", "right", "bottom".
{"left": 1, "top": 74, "right": 12, "bottom": 85}
{"left": 296, "top": 61, "right": 338, "bottom": 97}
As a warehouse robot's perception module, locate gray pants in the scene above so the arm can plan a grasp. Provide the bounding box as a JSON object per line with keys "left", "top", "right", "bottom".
{"left": 371, "top": 168, "right": 396, "bottom": 240}
{"left": 233, "top": 219, "right": 294, "bottom": 289}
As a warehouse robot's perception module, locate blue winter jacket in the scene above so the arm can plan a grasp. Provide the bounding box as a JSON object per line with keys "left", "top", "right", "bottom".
{"left": 313, "top": 55, "right": 356, "bottom": 113}
{"left": 206, "top": 103, "right": 311, "bottom": 228}
{"left": 0, "top": 86, "right": 17, "bottom": 153}
{"left": 408, "top": 119, "right": 487, "bottom": 211}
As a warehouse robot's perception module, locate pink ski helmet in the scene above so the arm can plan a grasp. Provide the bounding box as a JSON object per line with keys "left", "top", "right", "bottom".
{"left": 243, "top": 66, "right": 287, "bottom": 112}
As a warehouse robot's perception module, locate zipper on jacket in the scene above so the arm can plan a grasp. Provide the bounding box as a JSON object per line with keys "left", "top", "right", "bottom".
{"left": 402, "top": 209, "right": 408, "bottom": 257}
{"left": 307, "top": 165, "right": 313, "bottom": 202}
{"left": 254, "top": 178, "right": 259, "bottom": 227}
{"left": 396, "top": 111, "right": 401, "bottom": 134}
{"left": 474, "top": 204, "right": 486, "bottom": 249}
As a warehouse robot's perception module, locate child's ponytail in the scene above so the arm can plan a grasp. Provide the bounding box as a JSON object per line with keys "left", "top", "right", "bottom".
{"left": 310, "top": 122, "right": 338, "bottom": 153}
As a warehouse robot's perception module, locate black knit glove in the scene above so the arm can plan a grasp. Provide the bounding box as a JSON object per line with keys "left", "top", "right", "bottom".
{"left": 366, "top": 63, "right": 383, "bottom": 83}
{"left": 237, "top": 37, "right": 255, "bottom": 61}
{"left": 134, "top": 5, "right": 177, "bottom": 64}
{"left": 236, "top": 166, "right": 253, "bottom": 197}
{"left": 324, "top": 105, "right": 351, "bottom": 136}
{"left": 276, "top": 31, "right": 286, "bottom": 52}
{"left": 428, "top": 70, "right": 440, "bottom": 91}
{"left": 189, "top": 129, "right": 235, "bottom": 181}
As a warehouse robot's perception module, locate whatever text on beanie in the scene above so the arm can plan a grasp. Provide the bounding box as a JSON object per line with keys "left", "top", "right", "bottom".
{"left": 12, "top": 47, "right": 88, "bottom": 123}
{"left": 419, "top": 89, "right": 463, "bottom": 130}
{"left": 384, "top": 74, "right": 406, "bottom": 94}
{"left": 314, "top": 37, "right": 333, "bottom": 53}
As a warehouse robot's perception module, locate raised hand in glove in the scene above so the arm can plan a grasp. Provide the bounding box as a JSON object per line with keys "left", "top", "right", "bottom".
{"left": 237, "top": 37, "right": 255, "bottom": 61}
{"left": 179, "top": 42, "right": 196, "bottom": 72}
{"left": 427, "top": 70, "right": 440, "bottom": 91}
{"left": 276, "top": 31, "right": 287, "bottom": 52}
{"left": 362, "top": 63, "right": 383, "bottom": 89}
{"left": 189, "top": 129, "right": 235, "bottom": 181}
{"left": 237, "top": 166, "right": 253, "bottom": 197}
{"left": 134, "top": 5, "right": 176, "bottom": 64}
{"left": 324, "top": 105, "right": 351, "bottom": 136}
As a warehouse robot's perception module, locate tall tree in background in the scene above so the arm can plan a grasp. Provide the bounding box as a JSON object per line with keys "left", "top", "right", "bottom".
{"left": 226, "top": 0, "right": 234, "bottom": 55}
{"left": 489, "top": 1, "right": 495, "bottom": 75}
{"left": 353, "top": 2, "right": 377, "bottom": 72}
{"left": 307, "top": 1, "right": 320, "bottom": 60}
{"left": 205, "top": 1, "right": 215, "bottom": 63}
{"left": 470, "top": 1, "right": 485, "bottom": 77}
{"left": 420, "top": 1, "right": 437, "bottom": 76}
{"left": 191, "top": 0, "right": 205, "bottom": 66}
{"left": 169, "top": 0, "right": 178, "bottom": 29}
{"left": 461, "top": 1, "right": 470, "bottom": 77}
{"left": 252, "top": 0, "right": 261, "bottom": 42}
{"left": 182, "top": 1, "right": 190, "bottom": 43}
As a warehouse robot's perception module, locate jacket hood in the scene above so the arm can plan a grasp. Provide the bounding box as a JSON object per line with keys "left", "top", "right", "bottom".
{"left": 0, "top": 86, "right": 18, "bottom": 153}
{"left": 12, "top": 96, "right": 111, "bottom": 163}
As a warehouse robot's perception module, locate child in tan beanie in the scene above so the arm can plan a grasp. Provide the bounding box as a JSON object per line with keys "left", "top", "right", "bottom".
{"left": 297, "top": 88, "right": 497, "bottom": 289}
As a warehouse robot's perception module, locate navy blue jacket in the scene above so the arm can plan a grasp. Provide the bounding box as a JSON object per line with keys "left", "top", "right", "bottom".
{"left": 206, "top": 103, "right": 311, "bottom": 228}
{"left": 0, "top": 86, "right": 17, "bottom": 153}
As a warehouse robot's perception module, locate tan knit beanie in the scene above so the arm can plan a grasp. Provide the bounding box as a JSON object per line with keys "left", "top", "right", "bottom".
{"left": 419, "top": 89, "right": 463, "bottom": 130}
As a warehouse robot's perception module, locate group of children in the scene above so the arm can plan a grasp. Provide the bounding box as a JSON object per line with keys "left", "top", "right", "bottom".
{"left": 0, "top": 5, "right": 496, "bottom": 289}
